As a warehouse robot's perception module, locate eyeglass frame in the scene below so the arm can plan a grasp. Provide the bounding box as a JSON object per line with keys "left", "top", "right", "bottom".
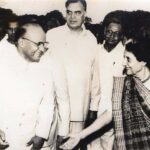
{"left": 105, "top": 29, "right": 122, "bottom": 38}
{"left": 22, "top": 37, "right": 49, "bottom": 50}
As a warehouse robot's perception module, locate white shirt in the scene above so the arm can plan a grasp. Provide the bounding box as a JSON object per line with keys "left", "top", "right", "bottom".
{"left": 46, "top": 24, "right": 100, "bottom": 121}
{"left": 98, "top": 42, "right": 125, "bottom": 115}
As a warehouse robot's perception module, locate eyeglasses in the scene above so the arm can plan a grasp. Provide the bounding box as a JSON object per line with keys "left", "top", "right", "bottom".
{"left": 22, "top": 37, "right": 49, "bottom": 50}
{"left": 105, "top": 30, "right": 121, "bottom": 37}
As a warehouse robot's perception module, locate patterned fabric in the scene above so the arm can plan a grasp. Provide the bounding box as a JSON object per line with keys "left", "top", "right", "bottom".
{"left": 122, "top": 76, "right": 150, "bottom": 150}
{"left": 112, "top": 77, "right": 126, "bottom": 150}
{"left": 112, "top": 76, "right": 150, "bottom": 150}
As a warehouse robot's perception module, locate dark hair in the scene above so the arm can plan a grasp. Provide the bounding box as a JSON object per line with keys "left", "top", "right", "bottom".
{"left": 14, "top": 28, "right": 26, "bottom": 44}
{"left": 103, "top": 11, "right": 124, "bottom": 28}
{"left": 8, "top": 14, "right": 19, "bottom": 23}
{"left": 0, "top": 8, "right": 14, "bottom": 40}
{"left": 126, "top": 41, "right": 150, "bottom": 69}
{"left": 65, "top": 0, "right": 87, "bottom": 11}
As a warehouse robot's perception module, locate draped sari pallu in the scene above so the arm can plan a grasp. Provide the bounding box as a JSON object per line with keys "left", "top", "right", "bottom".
{"left": 112, "top": 76, "right": 150, "bottom": 150}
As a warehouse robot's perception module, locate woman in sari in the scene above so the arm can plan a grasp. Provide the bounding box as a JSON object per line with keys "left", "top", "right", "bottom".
{"left": 60, "top": 40, "right": 150, "bottom": 150}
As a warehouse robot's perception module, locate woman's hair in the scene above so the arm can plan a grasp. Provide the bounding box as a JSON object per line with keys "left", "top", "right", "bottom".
{"left": 126, "top": 40, "right": 150, "bottom": 69}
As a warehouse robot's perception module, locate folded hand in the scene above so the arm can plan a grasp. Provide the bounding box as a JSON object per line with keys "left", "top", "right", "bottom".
{"left": 27, "top": 135, "right": 45, "bottom": 150}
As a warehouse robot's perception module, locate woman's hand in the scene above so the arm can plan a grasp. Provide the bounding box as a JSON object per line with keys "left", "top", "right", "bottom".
{"left": 59, "top": 133, "right": 82, "bottom": 150}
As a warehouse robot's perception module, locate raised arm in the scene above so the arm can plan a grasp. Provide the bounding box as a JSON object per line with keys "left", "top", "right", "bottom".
{"left": 60, "top": 110, "right": 112, "bottom": 149}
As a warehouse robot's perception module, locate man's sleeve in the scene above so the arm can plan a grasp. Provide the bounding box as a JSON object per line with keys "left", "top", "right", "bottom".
{"left": 35, "top": 81, "right": 55, "bottom": 140}
{"left": 46, "top": 29, "right": 70, "bottom": 136}
{"left": 52, "top": 60, "right": 70, "bottom": 136}
{"left": 90, "top": 50, "right": 101, "bottom": 111}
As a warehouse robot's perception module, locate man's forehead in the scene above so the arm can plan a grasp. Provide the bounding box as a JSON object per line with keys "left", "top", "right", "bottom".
{"left": 23, "top": 25, "right": 46, "bottom": 41}
{"left": 107, "top": 22, "right": 122, "bottom": 31}
{"left": 23, "top": 25, "right": 43, "bottom": 35}
{"left": 9, "top": 22, "right": 18, "bottom": 28}
{"left": 67, "top": 2, "right": 84, "bottom": 11}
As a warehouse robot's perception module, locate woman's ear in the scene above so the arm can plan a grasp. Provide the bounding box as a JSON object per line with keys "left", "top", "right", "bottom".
{"left": 18, "top": 38, "right": 24, "bottom": 48}
{"left": 84, "top": 11, "right": 87, "bottom": 17}
{"left": 141, "top": 61, "right": 147, "bottom": 67}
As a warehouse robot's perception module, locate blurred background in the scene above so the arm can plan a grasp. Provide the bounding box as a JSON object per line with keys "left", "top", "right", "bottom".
{"left": 1, "top": 0, "right": 150, "bottom": 23}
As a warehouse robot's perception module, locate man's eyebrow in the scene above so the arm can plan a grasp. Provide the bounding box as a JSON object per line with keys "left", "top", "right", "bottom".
{"left": 66, "top": 9, "right": 71, "bottom": 12}
{"left": 74, "top": 11, "right": 81, "bottom": 13}
{"left": 106, "top": 29, "right": 120, "bottom": 32}
{"left": 66, "top": 10, "right": 81, "bottom": 13}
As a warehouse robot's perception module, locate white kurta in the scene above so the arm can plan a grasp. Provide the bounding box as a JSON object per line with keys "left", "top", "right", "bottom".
{"left": 98, "top": 42, "right": 125, "bottom": 115}
{"left": 0, "top": 37, "right": 69, "bottom": 150}
{"left": 89, "top": 42, "right": 125, "bottom": 150}
{"left": 46, "top": 25, "right": 100, "bottom": 121}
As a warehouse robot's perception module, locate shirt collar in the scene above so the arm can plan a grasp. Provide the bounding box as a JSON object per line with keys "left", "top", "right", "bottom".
{"left": 64, "top": 23, "right": 86, "bottom": 35}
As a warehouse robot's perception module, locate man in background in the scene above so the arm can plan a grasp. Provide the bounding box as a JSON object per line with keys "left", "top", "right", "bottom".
{"left": 6, "top": 15, "right": 19, "bottom": 44}
{"left": 89, "top": 16, "right": 125, "bottom": 150}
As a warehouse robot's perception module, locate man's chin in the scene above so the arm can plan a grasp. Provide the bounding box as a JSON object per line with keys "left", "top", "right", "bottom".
{"left": 68, "top": 24, "right": 80, "bottom": 30}
{"left": 34, "top": 54, "right": 43, "bottom": 62}
{"left": 31, "top": 57, "right": 41, "bottom": 63}
{"left": 126, "top": 71, "right": 133, "bottom": 75}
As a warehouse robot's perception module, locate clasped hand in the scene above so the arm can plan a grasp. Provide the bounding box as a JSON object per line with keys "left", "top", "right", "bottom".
{"left": 59, "top": 133, "right": 82, "bottom": 150}
{"left": 27, "top": 135, "right": 45, "bottom": 150}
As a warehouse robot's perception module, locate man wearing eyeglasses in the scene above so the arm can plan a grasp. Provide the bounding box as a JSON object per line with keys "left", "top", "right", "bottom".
{"left": 88, "top": 15, "right": 125, "bottom": 150}
{"left": 0, "top": 23, "right": 70, "bottom": 150}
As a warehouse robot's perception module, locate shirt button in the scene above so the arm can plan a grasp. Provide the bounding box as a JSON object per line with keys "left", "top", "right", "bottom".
{"left": 19, "top": 123, "right": 22, "bottom": 127}
{"left": 22, "top": 113, "right": 25, "bottom": 116}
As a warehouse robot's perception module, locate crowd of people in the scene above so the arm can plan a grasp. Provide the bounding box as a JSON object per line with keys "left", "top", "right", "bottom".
{"left": 0, "top": 0, "right": 149, "bottom": 150}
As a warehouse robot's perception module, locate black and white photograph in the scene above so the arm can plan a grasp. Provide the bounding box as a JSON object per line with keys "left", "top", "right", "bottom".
{"left": 0, "top": 0, "right": 150, "bottom": 150}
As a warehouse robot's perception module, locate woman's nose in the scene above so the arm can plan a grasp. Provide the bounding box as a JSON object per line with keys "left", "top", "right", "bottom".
{"left": 122, "top": 58, "right": 127, "bottom": 67}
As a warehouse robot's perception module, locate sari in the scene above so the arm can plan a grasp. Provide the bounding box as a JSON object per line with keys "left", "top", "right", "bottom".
{"left": 112, "top": 76, "right": 150, "bottom": 150}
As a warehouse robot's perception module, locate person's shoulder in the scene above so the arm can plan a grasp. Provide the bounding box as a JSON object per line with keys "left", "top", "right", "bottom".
{"left": 98, "top": 42, "right": 104, "bottom": 48}
{"left": 0, "top": 35, "right": 9, "bottom": 45}
{"left": 85, "top": 29, "right": 96, "bottom": 40}
{"left": 83, "top": 29, "right": 98, "bottom": 47}
{"left": 41, "top": 53, "right": 62, "bottom": 68}
{"left": 0, "top": 35, "right": 14, "bottom": 53}
{"left": 97, "top": 43, "right": 105, "bottom": 53}
{"left": 117, "top": 42, "right": 125, "bottom": 50}
{"left": 46, "top": 25, "right": 66, "bottom": 36}
{"left": 46, "top": 25, "right": 66, "bottom": 43}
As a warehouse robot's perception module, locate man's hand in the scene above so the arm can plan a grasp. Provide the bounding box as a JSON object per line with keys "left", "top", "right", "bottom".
{"left": 0, "top": 130, "right": 9, "bottom": 149}
{"left": 85, "top": 110, "right": 97, "bottom": 127}
{"left": 56, "top": 135, "right": 65, "bottom": 150}
{"left": 27, "top": 135, "right": 45, "bottom": 150}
